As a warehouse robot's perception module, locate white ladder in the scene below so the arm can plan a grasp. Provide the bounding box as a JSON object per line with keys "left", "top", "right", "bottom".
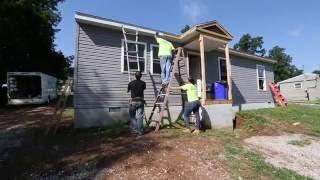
{"left": 122, "top": 26, "right": 140, "bottom": 81}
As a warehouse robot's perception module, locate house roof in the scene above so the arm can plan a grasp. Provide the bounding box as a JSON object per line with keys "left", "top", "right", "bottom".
{"left": 75, "top": 12, "right": 277, "bottom": 64}
{"left": 278, "top": 73, "right": 320, "bottom": 84}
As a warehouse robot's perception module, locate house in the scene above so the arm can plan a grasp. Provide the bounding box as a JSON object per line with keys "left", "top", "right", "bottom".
{"left": 74, "top": 12, "right": 277, "bottom": 128}
{"left": 278, "top": 73, "right": 320, "bottom": 102}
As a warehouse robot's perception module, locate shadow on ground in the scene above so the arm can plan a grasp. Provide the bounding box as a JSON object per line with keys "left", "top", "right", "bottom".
{"left": 0, "top": 105, "right": 170, "bottom": 179}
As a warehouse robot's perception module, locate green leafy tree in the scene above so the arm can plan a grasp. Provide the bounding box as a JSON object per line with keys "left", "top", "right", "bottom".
{"left": 233, "top": 34, "right": 266, "bottom": 56}
{"left": 268, "top": 46, "right": 303, "bottom": 82}
{"left": 0, "top": 0, "right": 71, "bottom": 85}
{"left": 181, "top": 25, "right": 191, "bottom": 33}
{"left": 312, "top": 69, "right": 320, "bottom": 75}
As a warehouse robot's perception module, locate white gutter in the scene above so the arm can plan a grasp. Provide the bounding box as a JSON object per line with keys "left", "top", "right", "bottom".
{"left": 76, "top": 13, "right": 277, "bottom": 64}
{"left": 75, "top": 14, "right": 173, "bottom": 38}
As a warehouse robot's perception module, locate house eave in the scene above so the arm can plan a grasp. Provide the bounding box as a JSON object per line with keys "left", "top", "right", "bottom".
{"left": 75, "top": 12, "right": 233, "bottom": 44}
{"left": 75, "top": 12, "right": 181, "bottom": 42}
{"left": 217, "top": 48, "right": 277, "bottom": 64}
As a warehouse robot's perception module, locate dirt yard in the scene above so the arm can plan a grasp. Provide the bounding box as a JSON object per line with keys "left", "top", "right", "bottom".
{"left": 0, "top": 106, "right": 230, "bottom": 180}
{"left": 1, "top": 104, "right": 319, "bottom": 179}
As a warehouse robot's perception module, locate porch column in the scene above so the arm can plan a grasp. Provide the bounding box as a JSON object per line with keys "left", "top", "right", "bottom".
{"left": 225, "top": 44, "right": 233, "bottom": 100}
{"left": 199, "top": 35, "right": 206, "bottom": 105}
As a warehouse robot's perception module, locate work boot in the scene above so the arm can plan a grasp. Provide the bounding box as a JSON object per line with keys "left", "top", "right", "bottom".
{"left": 192, "top": 129, "right": 200, "bottom": 135}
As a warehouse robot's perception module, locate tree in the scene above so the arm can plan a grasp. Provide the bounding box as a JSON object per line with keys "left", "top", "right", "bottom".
{"left": 312, "top": 69, "right": 320, "bottom": 75}
{"left": 0, "top": 0, "right": 71, "bottom": 85}
{"left": 181, "top": 25, "right": 191, "bottom": 33}
{"left": 233, "top": 34, "right": 266, "bottom": 56}
{"left": 268, "top": 46, "right": 303, "bottom": 82}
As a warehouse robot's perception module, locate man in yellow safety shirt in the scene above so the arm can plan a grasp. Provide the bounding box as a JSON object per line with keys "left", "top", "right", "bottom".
{"left": 171, "top": 77, "right": 201, "bottom": 134}
{"left": 155, "top": 32, "right": 175, "bottom": 87}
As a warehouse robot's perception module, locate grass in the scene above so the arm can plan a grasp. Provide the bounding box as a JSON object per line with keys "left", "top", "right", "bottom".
{"left": 63, "top": 105, "right": 316, "bottom": 179}
{"left": 238, "top": 104, "right": 320, "bottom": 136}
{"left": 168, "top": 128, "right": 311, "bottom": 179}
{"left": 306, "top": 98, "right": 320, "bottom": 104}
{"left": 212, "top": 130, "right": 312, "bottom": 180}
{"left": 288, "top": 139, "right": 311, "bottom": 147}
{"left": 237, "top": 111, "right": 269, "bottom": 130}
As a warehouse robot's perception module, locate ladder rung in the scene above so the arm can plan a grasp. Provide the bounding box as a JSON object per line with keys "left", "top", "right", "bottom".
{"left": 125, "top": 32, "right": 137, "bottom": 35}
{"left": 129, "top": 69, "right": 140, "bottom": 72}
{"left": 127, "top": 59, "right": 140, "bottom": 62}
{"left": 126, "top": 50, "right": 138, "bottom": 53}
{"left": 170, "top": 93, "right": 186, "bottom": 95}
{"left": 158, "top": 94, "right": 167, "bottom": 96}
{"left": 155, "top": 102, "right": 164, "bottom": 105}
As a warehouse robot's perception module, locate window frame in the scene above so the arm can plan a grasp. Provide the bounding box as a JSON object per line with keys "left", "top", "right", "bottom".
{"left": 294, "top": 82, "right": 303, "bottom": 89}
{"left": 256, "top": 64, "right": 267, "bottom": 91}
{"left": 121, "top": 39, "right": 147, "bottom": 74}
{"left": 150, "top": 44, "right": 161, "bottom": 75}
{"left": 218, "top": 57, "right": 227, "bottom": 81}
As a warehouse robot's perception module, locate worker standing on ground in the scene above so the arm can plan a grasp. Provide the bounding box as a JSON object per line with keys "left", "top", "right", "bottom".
{"left": 155, "top": 32, "right": 175, "bottom": 87}
{"left": 171, "top": 77, "right": 201, "bottom": 134}
{"left": 127, "top": 71, "right": 146, "bottom": 136}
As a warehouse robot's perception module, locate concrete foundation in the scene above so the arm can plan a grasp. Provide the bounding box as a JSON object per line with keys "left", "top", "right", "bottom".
{"left": 232, "top": 102, "right": 275, "bottom": 112}
{"left": 74, "top": 103, "right": 274, "bottom": 128}
{"left": 75, "top": 107, "right": 130, "bottom": 128}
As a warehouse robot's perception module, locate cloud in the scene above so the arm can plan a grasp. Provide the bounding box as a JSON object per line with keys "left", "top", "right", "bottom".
{"left": 288, "top": 25, "right": 303, "bottom": 37}
{"left": 180, "top": 0, "right": 208, "bottom": 23}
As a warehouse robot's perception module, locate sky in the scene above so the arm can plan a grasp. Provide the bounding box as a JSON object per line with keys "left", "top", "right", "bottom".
{"left": 55, "top": 0, "right": 320, "bottom": 72}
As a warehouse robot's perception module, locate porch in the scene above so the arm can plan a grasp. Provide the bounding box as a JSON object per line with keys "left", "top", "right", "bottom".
{"left": 178, "top": 23, "right": 234, "bottom": 105}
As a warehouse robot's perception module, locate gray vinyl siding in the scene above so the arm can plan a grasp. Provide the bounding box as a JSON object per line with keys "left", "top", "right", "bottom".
{"left": 230, "top": 55, "right": 274, "bottom": 105}
{"left": 279, "top": 79, "right": 320, "bottom": 101}
{"left": 75, "top": 23, "right": 187, "bottom": 110}
{"left": 205, "top": 51, "right": 274, "bottom": 105}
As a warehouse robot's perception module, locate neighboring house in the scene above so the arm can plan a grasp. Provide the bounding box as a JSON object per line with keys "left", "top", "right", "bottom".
{"left": 74, "top": 12, "right": 277, "bottom": 128}
{"left": 278, "top": 74, "right": 320, "bottom": 102}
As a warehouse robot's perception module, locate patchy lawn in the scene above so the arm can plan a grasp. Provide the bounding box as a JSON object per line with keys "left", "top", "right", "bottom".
{"left": 0, "top": 104, "right": 318, "bottom": 179}
{"left": 306, "top": 98, "right": 320, "bottom": 105}
{"left": 237, "top": 104, "right": 320, "bottom": 179}
{"left": 237, "top": 104, "right": 320, "bottom": 137}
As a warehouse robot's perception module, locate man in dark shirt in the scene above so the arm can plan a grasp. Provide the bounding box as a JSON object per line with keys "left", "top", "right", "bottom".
{"left": 127, "top": 71, "right": 146, "bottom": 135}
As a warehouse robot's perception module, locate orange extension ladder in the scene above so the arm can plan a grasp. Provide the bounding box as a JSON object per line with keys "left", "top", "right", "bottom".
{"left": 269, "top": 83, "right": 288, "bottom": 107}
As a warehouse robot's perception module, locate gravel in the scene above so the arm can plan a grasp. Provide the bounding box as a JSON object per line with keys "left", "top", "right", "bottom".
{"left": 244, "top": 134, "right": 320, "bottom": 179}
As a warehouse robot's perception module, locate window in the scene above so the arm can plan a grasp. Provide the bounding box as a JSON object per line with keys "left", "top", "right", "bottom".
{"left": 294, "top": 82, "right": 302, "bottom": 89}
{"left": 121, "top": 40, "right": 146, "bottom": 73}
{"left": 257, "top": 65, "right": 266, "bottom": 91}
{"left": 218, "top": 57, "right": 227, "bottom": 81}
{"left": 150, "top": 44, "right": 161, "bottom": 74}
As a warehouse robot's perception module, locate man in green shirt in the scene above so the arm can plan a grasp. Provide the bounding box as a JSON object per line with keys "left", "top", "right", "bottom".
{"left": 155, "top": 32, "right": 175, "bottom": 86}
{"left": 171, "top": 77, "right": 201, "bottom": 134}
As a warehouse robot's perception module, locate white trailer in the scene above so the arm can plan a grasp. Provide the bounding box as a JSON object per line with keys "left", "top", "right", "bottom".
{"left": 7, "top": 72, "right": 58, "bottom": 105}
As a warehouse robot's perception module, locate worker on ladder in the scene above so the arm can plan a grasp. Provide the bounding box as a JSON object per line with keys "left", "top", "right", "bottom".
{"left": 128, "top": 71, "right": 146, "bottom": 136}
{"left": 155, "top": 32, "right": 175, "bottom": 87}
{"left": 171, "top": 77, "right": 201, "bottom": 134}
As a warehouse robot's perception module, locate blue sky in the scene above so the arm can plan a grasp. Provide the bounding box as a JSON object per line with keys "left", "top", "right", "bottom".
{"left": 55, "top": 0, "right": 320, "bottom": 72}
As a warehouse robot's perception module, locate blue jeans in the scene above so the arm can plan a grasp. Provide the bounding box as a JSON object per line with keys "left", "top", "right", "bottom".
{"left": 160, "top": 55, "right": 172, "bottom": 85}
{"left": 184, "top": 100, "right": 201, "bottom": 130}
{"left": 129, "top": 101, "right": 144, "bottom": 135}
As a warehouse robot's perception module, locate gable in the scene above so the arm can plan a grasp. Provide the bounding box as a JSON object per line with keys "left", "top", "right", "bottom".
{"left": 197, "top": 23, "right": 233, "bottom": 40}
{"left": 204, "top": 25, "right": 227, "bottom": 35}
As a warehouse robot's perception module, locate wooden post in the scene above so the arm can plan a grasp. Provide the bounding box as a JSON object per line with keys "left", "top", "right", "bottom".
{"left": 225, "top": 44, "right": 233, "bottom": 100}
{"left": 199, "top": 35, "right": 206, "bottom": 105}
